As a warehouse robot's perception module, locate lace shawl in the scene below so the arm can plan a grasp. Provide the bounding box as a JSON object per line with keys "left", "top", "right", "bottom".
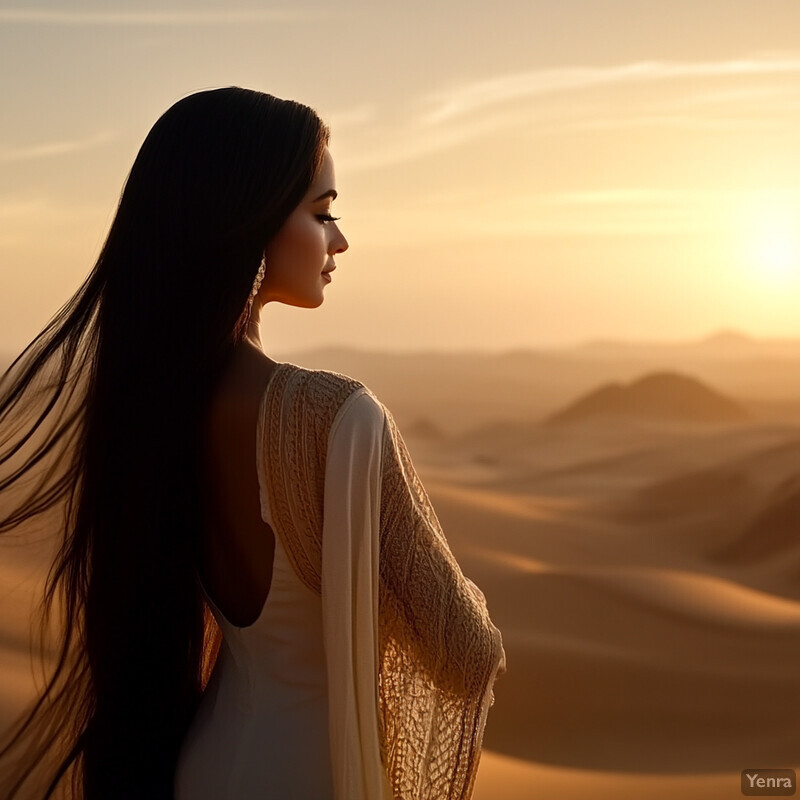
{"left": 201, "top": 361, "right": 506, "bottom": 799}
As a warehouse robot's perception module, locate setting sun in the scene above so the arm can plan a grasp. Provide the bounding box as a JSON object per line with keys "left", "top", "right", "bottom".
{"left": 740, "top": 195, "right": 800, "bottom": 286}
{"left": 754, "top": 228, "right": 799, "bottom": 280}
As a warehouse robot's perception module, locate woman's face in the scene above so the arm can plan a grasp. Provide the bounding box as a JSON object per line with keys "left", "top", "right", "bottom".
{"left": 259, "top": 146, "right": 348, "bottom": 308}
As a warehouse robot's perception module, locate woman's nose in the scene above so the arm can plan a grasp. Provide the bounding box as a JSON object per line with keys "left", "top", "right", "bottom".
{"left": 333, "top": 229, "right": 348, "bottom": 254}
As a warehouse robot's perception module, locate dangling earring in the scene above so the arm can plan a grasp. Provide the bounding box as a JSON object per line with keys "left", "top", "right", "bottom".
{"left": 247, "top": 252, "right": 266, "bottom": 314}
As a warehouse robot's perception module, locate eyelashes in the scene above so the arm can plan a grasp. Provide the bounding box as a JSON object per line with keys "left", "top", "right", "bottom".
{"left": 316, "top": 214, "right": 341, "bottom": 224}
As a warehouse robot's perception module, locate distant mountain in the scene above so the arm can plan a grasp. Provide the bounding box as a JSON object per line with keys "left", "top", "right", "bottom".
{"left": 542, "top": 371, "right": 752, "bottom": 427}
{"left": 6, "top": 334, "right": 799, "bottom": 440}
{"left": 700, "top": 329, "right": 754, "bottom": 346}
{"left": 403, "top": 417, "right": 447, "bottom": 441}
{"left": 569, "top": 329, "right": 800, "bottom": 361}
{"left": 283, "top": 346, "right": 800, "bottom": 433}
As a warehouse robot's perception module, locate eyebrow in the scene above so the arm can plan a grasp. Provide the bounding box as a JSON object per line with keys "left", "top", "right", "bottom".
{"left": 312, "top": 189, "right": 337, "bottom": 202}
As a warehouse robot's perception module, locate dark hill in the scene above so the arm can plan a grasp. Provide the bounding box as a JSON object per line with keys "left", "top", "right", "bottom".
{"left": 542, "top": 371, "right": 751, "bottom": 427}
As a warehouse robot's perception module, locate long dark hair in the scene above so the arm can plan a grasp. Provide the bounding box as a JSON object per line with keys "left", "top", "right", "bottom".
{"left": 0, "top": 87, "right": 330, "bottom": 799}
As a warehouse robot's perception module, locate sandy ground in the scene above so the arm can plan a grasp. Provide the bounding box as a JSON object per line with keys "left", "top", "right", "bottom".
{"left": 2, "top": 402, "right": 800, "bottom": 798}
{"left": 473, "top": 749, "right": 758, "bottom": 800}
{"left": 417, "top": 413, "right": 800, "bottom": 798}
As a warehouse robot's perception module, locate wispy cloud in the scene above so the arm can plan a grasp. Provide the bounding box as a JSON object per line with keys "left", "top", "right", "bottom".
{"left": 546, "top": 190, "right": 677, "bottom": 205}
{"left": 334, "top": 55, "right": 800, "bottom": 172}
{"left": 420, "top": 55, "right": 800, "bottom": 125}
{"left": 428, "top": 188, "right": 714, "bottom": 237}
{"left": 0, "top": 8, "right": 334, "bottom": 25}
{"left": 550, "top": 113, "right": 788, "bottom": 134}
{"left": 456, "top": 187, "right": 800, "bottom": 238}
{"left": 348, "top": 187, "right": 800, "bottom": 242}
{"left": 663, "top": 84, "right": 799, "bottom": 109}
{"left": 0, "top": 131, "right": 116, "bottom": 163}
{"left": 335, "top": 105, "right": 528, "bottom": 172}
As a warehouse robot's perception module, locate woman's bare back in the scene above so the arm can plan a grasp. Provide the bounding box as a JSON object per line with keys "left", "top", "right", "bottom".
{"left": 198, "top": 345, "right": 279, "bottom": 628}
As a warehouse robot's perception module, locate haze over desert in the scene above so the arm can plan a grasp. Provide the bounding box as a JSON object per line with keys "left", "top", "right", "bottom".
{"left": 2, "top": 336, "right": 799, "bottom": 798}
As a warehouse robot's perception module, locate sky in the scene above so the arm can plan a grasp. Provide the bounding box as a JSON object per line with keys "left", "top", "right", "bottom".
{"left": 1, "top": 0, "right": 799, "bottom": 355}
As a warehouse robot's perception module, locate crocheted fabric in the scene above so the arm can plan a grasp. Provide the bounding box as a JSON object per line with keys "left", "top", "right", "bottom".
{"left": 201, "top": 361, "right": 506, "bottom": 799}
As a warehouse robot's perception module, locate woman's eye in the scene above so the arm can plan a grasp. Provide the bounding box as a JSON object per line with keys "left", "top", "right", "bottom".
{"left": 316, "top": 214, "right": 341, "bottom": 224}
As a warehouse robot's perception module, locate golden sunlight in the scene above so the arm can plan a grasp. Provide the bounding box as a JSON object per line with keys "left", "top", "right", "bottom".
{"left": 741, "top": 194, "right": 800, "bottom": 286}
{"left": 753, "top": 228, "right": 799, "bottom": 279}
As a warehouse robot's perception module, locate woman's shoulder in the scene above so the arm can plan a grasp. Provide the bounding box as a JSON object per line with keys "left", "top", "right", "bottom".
{"left": 276, "top": 362, "right": 387, "bottom": 431}
{"left": 280, "top": 362, "right": 380, "bottom": 404}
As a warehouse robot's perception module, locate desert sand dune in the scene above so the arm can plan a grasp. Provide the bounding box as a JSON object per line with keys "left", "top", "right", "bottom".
{"left": 411, "top": 405, "right": 800, "bottom": 793}
{"left": 433, "top": 485, "right": 800, "bottom": 781}
{"left": 3, "top": 355, "right": 800, "bottom": 798}
{"left": 712, "top": 473, "right": 800, "bottom": 564}
{"left": 473, "top": 748, "right": 750, "bottom": 800}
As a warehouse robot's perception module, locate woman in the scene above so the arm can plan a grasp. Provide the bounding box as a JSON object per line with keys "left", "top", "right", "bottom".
{"left": 0, "top": 87, "right": 506, "bottom": 799}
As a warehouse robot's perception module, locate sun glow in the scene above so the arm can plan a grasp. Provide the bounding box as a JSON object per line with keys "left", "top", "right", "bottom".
{"left": 753, "top": 225, "right": 799, "bottom": 280}
{"left": 740, "top": 194, "right": 800, "bottom": 286}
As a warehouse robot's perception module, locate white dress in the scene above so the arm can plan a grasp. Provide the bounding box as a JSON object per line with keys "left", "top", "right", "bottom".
{"left": 174, "top": 386, "right": 393, "bottom": 800}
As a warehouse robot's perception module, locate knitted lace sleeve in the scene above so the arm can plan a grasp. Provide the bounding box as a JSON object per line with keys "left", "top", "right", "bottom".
{"left": 259, "top": 364, "right": 506, "bottom": 800}
{"left": 374, "top": 394, "right": 506, "bottom": 800}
